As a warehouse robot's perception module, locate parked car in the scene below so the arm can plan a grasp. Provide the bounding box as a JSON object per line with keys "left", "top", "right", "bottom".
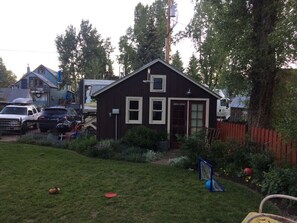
{"left": 0, "top": 104, "right": 40, "bottom": 134}
{"left": 38, "top": 106, "right": 81, "bottom": 132}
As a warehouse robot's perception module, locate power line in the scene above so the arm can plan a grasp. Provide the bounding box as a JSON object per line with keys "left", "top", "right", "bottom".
{"left": 0, "top": 48, "right": 56, "bottom": 54}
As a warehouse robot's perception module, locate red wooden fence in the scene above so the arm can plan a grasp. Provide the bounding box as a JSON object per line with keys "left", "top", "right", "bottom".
{"left": 217, "top": 122, "right": 297, "bottom": 166}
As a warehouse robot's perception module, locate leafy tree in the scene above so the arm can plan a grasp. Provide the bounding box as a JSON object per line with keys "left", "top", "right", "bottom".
{"left": 271, "top": 70, "right": 297, "bottom": 140}
{"left": 186, "top": 0, "right": 227, "bottom": 89}
{"left": 118, "top": 29, "right": 137, "bottom": 75}
{"left": 186, "top": 54, "right": 201, "bottom": 82}
{"left": 188, "top": 0, "right": 297, "bottom": 128}
{"left": 0, "top": 57, "right": 17, "bottom": 87}
{"left": 171, "top": 50, "right": 184, "bottom": 72}
{"left": 56, "top": 25, "right": 79, "bottom": 90}
{"left": 56, "top": 20, "right": 113, "bottom": 92}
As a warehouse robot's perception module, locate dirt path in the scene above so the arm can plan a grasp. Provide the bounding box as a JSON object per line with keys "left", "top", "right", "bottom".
{"left": 0, "top": 134, "right": 20, "bottom": 142}
{"left": 152, "top": 149, "right": 184, "bottom": 165}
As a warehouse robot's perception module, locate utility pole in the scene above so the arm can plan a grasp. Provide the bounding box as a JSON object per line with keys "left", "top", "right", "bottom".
{"left": 165, "top": 0, "right": 171, "bottom": 63}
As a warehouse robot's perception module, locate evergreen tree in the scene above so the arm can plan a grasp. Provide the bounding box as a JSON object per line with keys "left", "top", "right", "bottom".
{"left": 171, "top": 50, "right": 184, "bottom": 72}
{"left": 186, "top": 54, "right": 201, "bottom": 82}
{"left": 118, "top": 0, "right": 167, "bottom": 73}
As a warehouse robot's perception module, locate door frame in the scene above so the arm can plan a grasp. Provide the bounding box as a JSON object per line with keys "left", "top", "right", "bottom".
{"left": 167, "top": 98, "right": 210, "bottom": 147}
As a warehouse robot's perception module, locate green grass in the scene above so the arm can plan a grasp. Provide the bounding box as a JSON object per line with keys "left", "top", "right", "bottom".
{"left": 0, "top": 142, "right": 279, "bottom": 223}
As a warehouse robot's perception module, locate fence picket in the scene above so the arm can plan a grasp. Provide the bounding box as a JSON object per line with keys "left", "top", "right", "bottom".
{"left": 217, "top": 121, "right": 297, "bottom": 166}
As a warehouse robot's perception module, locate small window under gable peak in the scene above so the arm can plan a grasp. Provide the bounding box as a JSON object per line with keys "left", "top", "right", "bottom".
{"left": 150, "top": 75, "right": 166, "bottom": 93}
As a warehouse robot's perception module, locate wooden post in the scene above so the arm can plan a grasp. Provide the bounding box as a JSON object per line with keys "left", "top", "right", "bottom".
{"left": 166, "top": 0, "right": 171, "bottom": 63}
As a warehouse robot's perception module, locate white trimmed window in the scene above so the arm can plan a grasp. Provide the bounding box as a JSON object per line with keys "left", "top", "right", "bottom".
{"left": 190, "top": 103, "right": 205, "bottom": 134}
{"left": 149, "top": 97, "right": 166, "bottom": 124}
{"left": 125, "top": 97, "right": 143, "bottom": 124}
{"left": 150, "top": 75, "right": 166, "bottom": 92}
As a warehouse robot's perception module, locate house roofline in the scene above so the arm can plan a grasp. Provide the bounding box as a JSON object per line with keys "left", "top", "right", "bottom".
{"left": 15, "top": 72, "right": 58, "bottom": 89}
{"left": 92, "top": 58, "right": 220, "bottom": 99}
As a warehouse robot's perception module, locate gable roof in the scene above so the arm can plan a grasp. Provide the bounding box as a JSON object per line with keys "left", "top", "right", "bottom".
{"left": 33, "top": 72, "right": 58, "bottom": 88}
{"left": 92, "top": 58, "right": 220, "bottom": 99}
{"left": 230, "top": 95, "right": 249, "bottom": 108}
{"left": 33, "top": 64, "right": 58, "bottom": 79}
{"left": 15, "top": 72, "right": 57, "bottom": 88}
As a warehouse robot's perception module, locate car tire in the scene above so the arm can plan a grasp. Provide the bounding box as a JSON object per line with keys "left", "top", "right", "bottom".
{"left": 21, "top": 122, "right": 27, "bottom": 135}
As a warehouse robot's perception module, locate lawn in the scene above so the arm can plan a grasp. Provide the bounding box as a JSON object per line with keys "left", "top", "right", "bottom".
{"left": 0, "top": 142, "right": 278, "bottom": 223}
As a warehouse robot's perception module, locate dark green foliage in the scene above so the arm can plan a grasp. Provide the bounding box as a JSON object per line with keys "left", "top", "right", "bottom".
{"left": 271, "top": 70, "right": 297, "bottom": 140}
{"left": 56, "top": 20, "right": 113, "bottom": 92}
{"left": 122, "top": 125, "right": 158, "bottom": 150}
{"left": 118, "top": 0, "right": 167, "bottom": 72}
{"left": 179, "top": 130, "right": 208, "bottom": 167}
{"left": 249, "top": 150, "right": 275, "bottom": 183}
{"left": 261, "top": 167, "right": 297, "bottom": 198}
{"left": 187, "top": 0, "right": 297, "bottom": 128}
{"left": 206, "top": 140, "right": 228, "bottom": 168}
{"left": 0, "top": 57, "right": 17, "bottom": 88}
{"left": 18, "top": 134, "right": 67, "bottom": 148}
{"left": 186, "top": 54, "right": 201, "bottom": 82}
{"left": 171, "top": 51, "right": 184, "bottom": 72}
{"left": 92, "top": 139, "right": 116, "bottom": 158}
{"left": 67, "top": 136, "right": 98, "bottom": 154}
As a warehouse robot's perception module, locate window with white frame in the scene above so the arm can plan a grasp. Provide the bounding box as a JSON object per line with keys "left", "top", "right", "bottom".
{"left": 150, "top": 75, "right": 166, "bottom": 92}
{"left": 190, "top": 102, "right": 205, "bottom": 134}
{"left": 149, "top": 97, "right": 166, "bottom": 124}
{"left": 125, "top": 97, "right": 143, "bottom": 124}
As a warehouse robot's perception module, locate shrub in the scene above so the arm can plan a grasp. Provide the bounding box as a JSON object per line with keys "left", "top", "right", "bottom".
{"left": 226, "top": 141, "right": 259, "bottom": 174}
{"left": 211, "top": 141, "right": 260, "bottom": 177}
{"left": 179, "top": 130, "right": 208, "bottom": 167}
{"left": 93, "top": 139, "right": 116, "bottom": 159}
{"left": 121, "top": 146, "right": 146, "bottom": 163}
{"left": 143, "top": 150, "right": 163, "bottom": 162}
{"left": 249, "top": 149, "right": 275, "bottom": 183}
{"left": 207, "top": 140, "right": 228, "bottom": 168}
{"left": 261, "top": 166, "right": 297, "bottom": 198}
{"left": 18, "top": 134, "right": 67, "bottom": 148}
{"left": 122, "top": 126, "right": 158, "bottom": 150}
{"left": 169, "top": 156, "right": 192, "bottom": 169}
{"left": 67, "top": 136, "right": 97, "bottom": 154}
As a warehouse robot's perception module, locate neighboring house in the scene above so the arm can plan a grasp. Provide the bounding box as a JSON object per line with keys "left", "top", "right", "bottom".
{"left": 92, "top": 59, "right": 220, "bottom": 149}
{"left": 14, "top": 65, "right": 74, "bottom": 107}
{"left": 230, "top": 96, "right": 249, "bottom": 122}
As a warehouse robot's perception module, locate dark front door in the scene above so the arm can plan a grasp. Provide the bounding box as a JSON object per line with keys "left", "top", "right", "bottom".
{"left": 170, "top": 101, "right": 187, "bottom": 149}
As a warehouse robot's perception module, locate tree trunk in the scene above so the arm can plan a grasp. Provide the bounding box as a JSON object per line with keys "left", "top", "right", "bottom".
{"left": 248, "top": 0, "right": 278, "bottom": 128}
{"left": 248, "top": 72, "right": 276, "bottom": 128}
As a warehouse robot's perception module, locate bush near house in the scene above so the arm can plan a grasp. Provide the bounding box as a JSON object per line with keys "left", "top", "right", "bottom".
{"left": 18, "top": 126, "right": 164, "bottom": 163}
{"left": 122, "top": 125, "right": 158, "bottom": 150}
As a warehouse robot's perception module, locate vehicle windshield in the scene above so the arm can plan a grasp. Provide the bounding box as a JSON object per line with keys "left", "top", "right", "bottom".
{"left": 0, "top": 107, "right": 27, "bottom": 115}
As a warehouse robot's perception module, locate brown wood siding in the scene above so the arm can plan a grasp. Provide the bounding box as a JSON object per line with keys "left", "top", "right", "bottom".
{"left": 95, "top": 61, "right": 218, "bottom": 140}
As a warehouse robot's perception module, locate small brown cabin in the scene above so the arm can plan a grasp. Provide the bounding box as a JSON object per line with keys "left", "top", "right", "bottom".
{"left": 92, "top": 59, "right": 220, "bottom": 149}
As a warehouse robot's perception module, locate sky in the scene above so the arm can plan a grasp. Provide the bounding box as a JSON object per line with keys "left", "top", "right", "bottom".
{"left": 0, "top": 0, "right": 195, "bottom": 80}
